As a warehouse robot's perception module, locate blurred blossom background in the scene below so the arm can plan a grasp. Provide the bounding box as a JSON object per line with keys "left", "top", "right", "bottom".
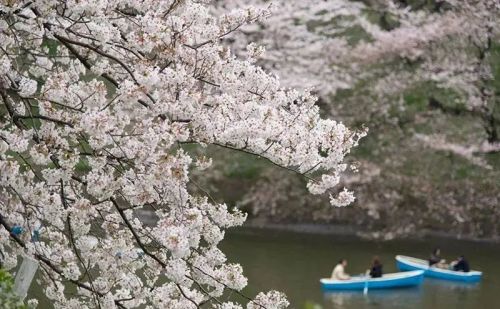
{"left": 191, "top": 0, "right": 500, "bottom": 241}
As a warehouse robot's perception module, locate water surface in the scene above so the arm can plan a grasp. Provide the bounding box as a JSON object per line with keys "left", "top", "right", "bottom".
{"left": 221, "top": 228, "right": 500, "bottom": 309}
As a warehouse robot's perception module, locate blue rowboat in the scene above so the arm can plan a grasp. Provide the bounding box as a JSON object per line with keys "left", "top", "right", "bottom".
{"left": 396, "top": 255, "right": 482, "bottom": 282}
{"left": 320, "top": 270, "right": 424, "bottom": 291}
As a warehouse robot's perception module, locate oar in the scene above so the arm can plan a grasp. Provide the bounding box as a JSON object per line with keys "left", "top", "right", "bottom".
{"left": 363, "top": 276, "right": 369, "bottom": 295}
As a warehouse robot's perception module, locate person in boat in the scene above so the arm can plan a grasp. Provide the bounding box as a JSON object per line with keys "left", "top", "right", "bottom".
{"left": 331, "top": 259, "right": 351, "bottom": 280}
{"left": 450, "top": 255, "right": 470, "bottom": 272}
{"left": 368, "top": 256, "right": 383, "bottom": 278}
{"left": 429, "top": 248, "right": 447, "bottom": 268}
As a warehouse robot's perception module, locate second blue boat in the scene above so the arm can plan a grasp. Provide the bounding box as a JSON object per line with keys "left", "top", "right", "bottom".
{"left": 396, "top": 255, "right": 482, "bottom": 282}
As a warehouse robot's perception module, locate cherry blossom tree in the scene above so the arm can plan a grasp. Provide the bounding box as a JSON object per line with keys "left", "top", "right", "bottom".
{"left": 0, "top": 1, "right": 365, "bottom": 308}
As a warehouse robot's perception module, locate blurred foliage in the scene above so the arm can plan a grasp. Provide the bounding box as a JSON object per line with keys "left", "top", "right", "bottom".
{"left": 303, "top": 301, "right": 323, "bottom": 309}
{"left": 0, "top": 268, "right": 27, "bottom": 309}
{"left": 187, "top": 0, "right": 500, "bottom": 240}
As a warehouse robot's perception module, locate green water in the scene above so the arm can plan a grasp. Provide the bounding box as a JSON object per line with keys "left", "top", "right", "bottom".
{"left": 25, "top": 227, "right": 500, "bottom": 308}
{"left": 221, "top": 228, "right": 500, "bottom": 309}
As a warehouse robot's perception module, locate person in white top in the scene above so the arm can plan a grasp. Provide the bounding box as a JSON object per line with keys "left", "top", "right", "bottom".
{"left": 331, "top": 259, "right": 351, "bottom": 280}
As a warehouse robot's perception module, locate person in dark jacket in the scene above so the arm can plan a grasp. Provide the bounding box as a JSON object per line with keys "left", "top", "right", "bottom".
{"left": 452, "top": 255, "right": 470, "bottom": 272}
{"left": 369, "top": 256, "right": 383, "bottom": 278}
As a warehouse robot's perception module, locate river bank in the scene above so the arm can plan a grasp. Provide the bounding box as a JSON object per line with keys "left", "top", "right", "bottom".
{"left": 240, "top": 219, "right": 500, "bottom": 244}
{"left": 135, "top": 209, "right": 500, "bottom": 243}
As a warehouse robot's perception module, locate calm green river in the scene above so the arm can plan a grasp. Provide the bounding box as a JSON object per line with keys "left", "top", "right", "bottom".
{"left": 221, "top": 228, "right": 500, "bottom": 309}
{"left": 26, "top": 227, "right": 500, "bottom": 308}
